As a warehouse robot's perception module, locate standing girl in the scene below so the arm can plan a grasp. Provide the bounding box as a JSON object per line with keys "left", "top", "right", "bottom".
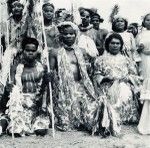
{"left": 137, "top": 13, "right": 150, "bottom": 134}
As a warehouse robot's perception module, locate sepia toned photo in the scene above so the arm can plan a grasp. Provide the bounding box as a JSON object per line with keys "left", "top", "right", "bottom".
{"left": 0, "top": 0, "right": 150, "bottom": 147}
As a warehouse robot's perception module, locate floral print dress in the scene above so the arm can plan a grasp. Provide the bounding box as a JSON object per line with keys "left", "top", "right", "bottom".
{"left": 53, "top": 46, "right": 100, "bottom": 134}
{"left": 93, "top": 53, "right": 141, "bottom": 135}
{"left": 5, "top": 61, "right": 50, "bottom": 136}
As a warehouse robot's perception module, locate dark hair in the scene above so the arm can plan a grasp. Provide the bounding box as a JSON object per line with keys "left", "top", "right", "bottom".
{"left": 55, "top": 8, "right": 66, "bottom": 17}
{"left": 22, "top": 37, "right": 39, "bottom": 50}
{"left": 142, "top": 13, "right": 150, "bottom": 28}
{"left": 57, "top": 25, "right": 76, "bottom": 43}
{"left": 129, "top": 23, "right": 139, "bottom": 28}
{"left": 105, "top": 33, "right": 124, "bottom": 53}
{"left": 78, "top": 7, "right": 94, "bottom": 17}
{"left": 42, "top": 3, "right": 54, "bottom": 10}
{"left": 58, "top": 24, "right": 75, "bottom": 34}
{"left": 91, "top": 13, "right": 104, "bottom": 23}
{"left": 112, "top": 18, "right": 128, "bottom": 32}
{"left": 7, "top": 0, "right": 24, "bottom": 14}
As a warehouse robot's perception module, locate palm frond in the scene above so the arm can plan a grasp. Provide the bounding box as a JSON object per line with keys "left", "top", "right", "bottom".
{"left": 109, "top": 4, "right": 119, "bottom": 23}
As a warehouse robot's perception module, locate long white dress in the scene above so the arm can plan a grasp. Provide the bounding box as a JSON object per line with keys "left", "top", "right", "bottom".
{"left": 137, "top": 29, "right": 150, "bottom": 134}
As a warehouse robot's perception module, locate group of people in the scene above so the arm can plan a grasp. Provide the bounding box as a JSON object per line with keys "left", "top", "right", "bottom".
{"left": 0, "top": 0, "right": 150, "bottom": 138}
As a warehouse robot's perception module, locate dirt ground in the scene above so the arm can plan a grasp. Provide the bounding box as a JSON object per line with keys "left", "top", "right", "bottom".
{"left": 0, "top": 125, "right": 150, "bottom": 148}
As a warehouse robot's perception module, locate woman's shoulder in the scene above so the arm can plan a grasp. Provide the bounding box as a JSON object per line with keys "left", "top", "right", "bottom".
{"left": 139, "top": 29, "right": 150, "bottom": 36}
{"left": 136, "top": 29, "right": 150, "bottom": 42}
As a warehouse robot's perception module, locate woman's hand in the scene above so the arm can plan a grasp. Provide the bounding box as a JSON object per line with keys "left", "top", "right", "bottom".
{"left": 45, "top": 72, "right": 52, "bottom": 82}
{"left": 44, "top": 70, "right": 54, "bottom": 83}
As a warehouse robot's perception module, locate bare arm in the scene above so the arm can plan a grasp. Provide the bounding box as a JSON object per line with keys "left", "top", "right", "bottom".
{"left": 49, "top": 49, "right": 58, "bottom": 71}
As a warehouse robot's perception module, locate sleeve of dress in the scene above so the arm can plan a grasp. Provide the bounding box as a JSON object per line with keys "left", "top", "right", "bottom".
{"left": 93, "top": 57, "right": 105, "bottom": 86}
{"left": 94, "top": 57, "right": 103, "bottom": 75}
{"left": 127, "top": 57, "right": 137, "bottom": 75}
{"left": 78, "top": 34, "right": 99, "bottom": 57}
{"left": 135, "top": 33, "right": 142, "bottom": 47}
{"left": 130, "top": 34, "right": 136, "bottom": 50}
{"left": 131, "top": 34, "right": 141, "bottom": 62}
{"left": 127, "top": 58, "right": 143, "bottom": 88}
{"left": 135, "top": 33, "right": 143, "bottom": 53}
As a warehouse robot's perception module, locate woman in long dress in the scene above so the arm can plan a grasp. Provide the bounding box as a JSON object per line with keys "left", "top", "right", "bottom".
{"left": 49, "top": 21, "right": 100, "bottom": 134}
{"left": 137, "top": 13, "right": 150, "bottom": 135}
{"left": 0, "top": 37, "right": 51, "bottom": 136}
{"left": 93, "top": 33, "right": 141, "bottom": 136}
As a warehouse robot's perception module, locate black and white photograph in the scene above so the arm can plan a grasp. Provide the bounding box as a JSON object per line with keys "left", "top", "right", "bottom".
{"left": 0, "top": 0, "right": 150, "bottom": 147}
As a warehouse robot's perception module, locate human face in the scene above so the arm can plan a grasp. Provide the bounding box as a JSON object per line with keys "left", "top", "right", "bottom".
{"left": 43, "top": 5, "right": 54, "bottom": 20}
{"left": 23, "top": 44, "right": 38, "bottom": 62}
{"left": 91, "top": 17, "right": 100, "bottom": 30}
{"left": 11, "top": 1, "right": 23, "bottom": 16}
{"left": 127, "top": 24, "right": 138, "bottom": 37}
{"left": 115, "top": 18, "right": 125, "bottom": 31}
{"left": 56, "top": 13, "right": 65, "bottom": 24}
{"left": 108, "top": 38, "right": 121, "bottom": 55}
{"left": 62, "top": 26, "right": 76, "bottom": 46}
{"left": 144, "top": 14, "right": 150, "bottom": 30}
{"left": 81, "top": 11, "right": 90, "bottom": 26}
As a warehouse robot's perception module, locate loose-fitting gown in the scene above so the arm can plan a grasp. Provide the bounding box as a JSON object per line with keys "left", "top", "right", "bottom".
{"left": 53, "top": 46, "right": 100, "bottom": 134}
{"left": 5, "top": 62, "right": 50, "bottom": 136}
{"left": 93, "top": 53, "right": 140, "bottom": 135}
{"left": 137, "top": 30, "right": 150, "bottom": 134}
